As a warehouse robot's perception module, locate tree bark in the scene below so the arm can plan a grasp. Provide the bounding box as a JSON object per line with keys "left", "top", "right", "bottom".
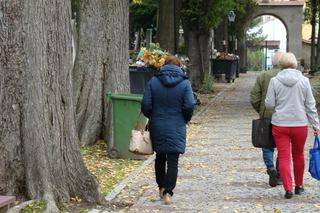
{"left": 199, "top": 33, "right": 210, "bottom": 77}
{"left": 237, "top": 30, "right": 247, "bottom": 72}
{"left": 157, "top": 0, "right": 175, "bottom": 53}
{"left": 73, "top": 0, "right": 130, "bottom": 145}
{"left": 174, "top": 0, "right": 183, "bottom": 53}
{"left": 187, "top": 31, "right": 203, "bottom": 89}
{"left": 103, "top": 0, "right": 130, "bottom": 144}
{"left": 183, "top": 28, "right": 209, "bottom": 89}
{"left": 0, "top": 0, "right": 100, "bottom": 211}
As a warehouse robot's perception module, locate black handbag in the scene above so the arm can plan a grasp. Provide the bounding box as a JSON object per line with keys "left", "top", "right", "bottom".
{"left": 251, "top": 109, "right": 276, "bottom": 148}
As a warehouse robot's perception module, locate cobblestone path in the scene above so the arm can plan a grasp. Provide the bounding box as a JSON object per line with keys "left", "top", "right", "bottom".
{"left": 108, "top": 72, "right": 320, "bottom": 213}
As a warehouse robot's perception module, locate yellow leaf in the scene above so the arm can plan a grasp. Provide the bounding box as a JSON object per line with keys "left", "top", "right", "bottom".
{"left": 207, "top": 208, "right": 219, "bottom": 212}
{"left": 256, "top": 203, "right": 262, "bottom": 208}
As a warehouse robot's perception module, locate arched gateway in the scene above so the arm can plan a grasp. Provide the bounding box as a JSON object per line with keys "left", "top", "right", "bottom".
{"left": 253, "top": 1, "right": 304, "bottom": 59}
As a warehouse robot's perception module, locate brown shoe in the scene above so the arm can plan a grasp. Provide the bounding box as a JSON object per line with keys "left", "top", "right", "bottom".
{"left": 159, "top": 188, "right": 165, "bottom": 199}
{"left": 164, "top": 193, "right": 172, "bottom": 205}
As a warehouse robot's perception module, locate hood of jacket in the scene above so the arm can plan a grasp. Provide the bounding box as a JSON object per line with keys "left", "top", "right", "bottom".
{"left": 275, "top": 69, "right": 302, "bottom": 87}
{"left": 155, "top": 64, "right": 188, "bottom": 87}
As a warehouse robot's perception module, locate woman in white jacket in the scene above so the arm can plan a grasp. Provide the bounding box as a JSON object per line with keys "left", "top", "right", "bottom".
{"left": 265, "top": 52, "right": 320, "bottom": 199}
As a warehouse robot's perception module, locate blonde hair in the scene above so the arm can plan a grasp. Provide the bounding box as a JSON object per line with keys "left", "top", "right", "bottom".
{"left": 278, "top": 52, "right": 297, "bottom": 69}
{"left": 272, "top": 52, "right": 282, "bottom": 67}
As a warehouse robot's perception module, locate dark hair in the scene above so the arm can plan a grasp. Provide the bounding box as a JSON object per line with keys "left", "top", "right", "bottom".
{"left": 165, "top": 55, "right": 182, "bottom": 67}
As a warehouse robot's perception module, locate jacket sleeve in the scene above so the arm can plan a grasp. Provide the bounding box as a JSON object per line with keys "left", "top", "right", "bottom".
{"left": 250, "top": 75, "right": 262, "bottom": 113}
{"left": 265, "top": 78, "right": 276, "bottom": 109}
{"left": 182, "top": 80, "right": 196, "bottom": 123}
{"left": 141, "top": 79, "right": 153, "bottom": 119}
{"left": 305, "top": 79, "right": 320, "bottom": 129}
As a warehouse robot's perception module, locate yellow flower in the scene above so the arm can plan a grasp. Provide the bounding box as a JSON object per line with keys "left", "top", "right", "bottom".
{"left": 159, "top": 57, "right": 165, "bottom": 65}
{"left": 154, "top": 62, "right": 161, "bottom": 69}
{"left": 149, "top": 59, "right": 155, "bottom": 65}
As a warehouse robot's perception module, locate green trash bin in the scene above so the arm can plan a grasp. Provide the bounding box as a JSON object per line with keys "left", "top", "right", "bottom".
{"left": 108, "top": 93, "right": 147, "bottom": 159}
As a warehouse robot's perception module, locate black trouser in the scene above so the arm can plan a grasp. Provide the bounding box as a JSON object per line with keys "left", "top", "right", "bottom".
{"left": 155, "top": 153, "right": 180, "bottom": 196}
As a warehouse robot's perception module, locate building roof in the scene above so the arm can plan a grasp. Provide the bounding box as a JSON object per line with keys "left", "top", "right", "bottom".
{"left": 247, "top": 40, "right": 280, "bottom": 49}
{"left": 258, "top": 0, "right": 304, "bottom": 6}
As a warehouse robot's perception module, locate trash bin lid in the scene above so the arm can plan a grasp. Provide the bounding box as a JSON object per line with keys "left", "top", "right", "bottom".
{"left": 108, "top": 93, "right": 143, "bottom": 101}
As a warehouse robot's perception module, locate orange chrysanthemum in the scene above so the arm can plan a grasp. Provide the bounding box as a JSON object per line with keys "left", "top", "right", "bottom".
{"left": 143, "top": 51, "right": 151, "bottom": 62}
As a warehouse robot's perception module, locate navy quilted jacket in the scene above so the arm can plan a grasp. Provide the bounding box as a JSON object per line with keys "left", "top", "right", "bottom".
{"left": 141, "top": 64, "right": 195, "bottom": 154}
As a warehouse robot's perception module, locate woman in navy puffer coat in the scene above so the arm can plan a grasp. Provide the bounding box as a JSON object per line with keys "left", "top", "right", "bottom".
{"left": 141, "top": 56, "right": 195, "bottom": 204}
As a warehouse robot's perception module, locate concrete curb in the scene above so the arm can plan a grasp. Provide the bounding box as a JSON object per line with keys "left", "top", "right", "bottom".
{"left": 104, "top": 155, "right": 155, "bottom": 202}
{"left": 100, "top": 81, "right": 237, "bottom": 205}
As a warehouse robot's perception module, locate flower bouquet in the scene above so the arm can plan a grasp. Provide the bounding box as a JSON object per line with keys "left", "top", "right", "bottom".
{"left": 134, "top": 43, "right": 168, "bottom": 70}
{"left": 212, "top": 49, "right": 238, "bottom": 60}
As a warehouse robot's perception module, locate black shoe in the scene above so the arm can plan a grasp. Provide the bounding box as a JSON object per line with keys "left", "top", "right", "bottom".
{"left": 267, "top": 168, "right": 277, "bottom": 187}
{"left": 285, "top": 190, "right": 293, "bottom": 199}
{"left": 295, "top": 186, "right": 304, "bottom": 195}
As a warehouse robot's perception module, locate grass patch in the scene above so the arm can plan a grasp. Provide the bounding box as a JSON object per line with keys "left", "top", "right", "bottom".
{"left": 199, "top": 75, "right": 215, "bottom": 94}
{"left": 22, "top": 200, "right": 46, "bottom": 213}
{"left": 81, "top": 140, "right": 143, "bottom": 196}
{"left": 79, "top": 208, "right": 89, "bottom": 213}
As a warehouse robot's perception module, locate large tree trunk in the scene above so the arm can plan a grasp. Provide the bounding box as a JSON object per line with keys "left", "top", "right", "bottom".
{"left": 73, "top": 0, "right": 129, "bottom": 145}
{"left": 238, "top": 30, "right": 247, "bottom": 72}
{"left": 0, "top": 0, "right": 100, "bottom": 211}
{"left": 199, "top": 33, "right": 210, "bottom": 77}
{"left": 157, "top": 0, "right": 175, "bottom": 53}
{"left": 189, "top": 32, "right": 203, "bottom": 89}
{"left": 184, "top": 29, "right": 209, "bottom": 90}
{"left": 174, "top": 0, "right": 183, "bottom": 53}
{"left": 103, "top": 1, "right": 130, "bottom": 144}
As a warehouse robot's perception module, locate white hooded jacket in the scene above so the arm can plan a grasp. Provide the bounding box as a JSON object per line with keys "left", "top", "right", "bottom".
{"left": 265, "top": 68, "right": 320, "bottom": 129}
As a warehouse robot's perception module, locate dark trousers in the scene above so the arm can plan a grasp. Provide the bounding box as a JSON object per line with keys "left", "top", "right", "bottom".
{"left": 155, "top": 153, "right": 180, "bottom": 196}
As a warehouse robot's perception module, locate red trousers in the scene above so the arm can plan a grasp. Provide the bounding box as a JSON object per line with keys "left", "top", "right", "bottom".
{"left": 272, "top": 125, "right": 308, "bottom": 191}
